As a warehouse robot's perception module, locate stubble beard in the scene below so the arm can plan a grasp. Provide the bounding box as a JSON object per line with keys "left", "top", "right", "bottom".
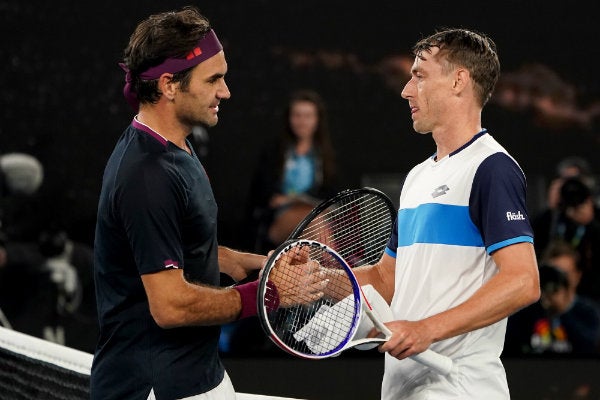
{"left": 178, "top": 106, "right": 218, "bottom": 130}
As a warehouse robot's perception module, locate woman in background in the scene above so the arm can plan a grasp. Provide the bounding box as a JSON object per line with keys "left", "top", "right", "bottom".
{"left": 247, "top": 89, "right": 337, "bottom": 253}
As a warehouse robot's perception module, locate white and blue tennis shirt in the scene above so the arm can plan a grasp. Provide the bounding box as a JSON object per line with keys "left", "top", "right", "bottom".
{"left": 382, "top": 130, "right": 533, "bottom": 399}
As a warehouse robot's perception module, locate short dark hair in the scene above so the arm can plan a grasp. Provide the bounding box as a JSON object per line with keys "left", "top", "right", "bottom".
{"left": 559, "top": 177, "right": 591, "bottom": 210}
{"left": 542, "top": 240, "right": 580, "bottom": 267}
{"left": 413, "top": 28, "right": 500, "bottom": 107}
{"left": 122, "top": 7, "right": 212, "bottom": 105}
{"left": 539, "top": 264, "right": 569, "bottom": 294}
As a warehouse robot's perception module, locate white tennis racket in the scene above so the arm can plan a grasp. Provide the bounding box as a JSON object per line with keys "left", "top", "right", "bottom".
{"left": 258, "top": 240, "right": 453, "bottom": 375}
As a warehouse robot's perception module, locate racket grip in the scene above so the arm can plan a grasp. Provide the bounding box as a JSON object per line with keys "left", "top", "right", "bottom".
{"left": 410, "top": 349, "right": 453, "bottom": 376}
{"left": 371, "top": 315, "right": 453, "bottom": 375}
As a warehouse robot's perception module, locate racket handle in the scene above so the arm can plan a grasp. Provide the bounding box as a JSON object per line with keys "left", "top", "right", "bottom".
{"left": 410, "top": 349, "right": 453, "bottom": 376}
{"left": 366, "top": 306, "right": 453, "bottom": 375}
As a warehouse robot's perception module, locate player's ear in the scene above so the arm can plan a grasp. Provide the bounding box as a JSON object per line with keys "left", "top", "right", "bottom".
{"left": 452, "top": 68, "right": 470, "bottom": 93}
{"left": 158, "top": 73, "right": 177, "bottom": 101}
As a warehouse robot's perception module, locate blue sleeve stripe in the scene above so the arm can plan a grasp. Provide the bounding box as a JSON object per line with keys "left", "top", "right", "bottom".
{"left": 385, "top": 247, "right": 397, "bottom": 258}
{"left": 398, "top": 203, "right": 484, "bottom": 247}
{"left": 487, "top": 236, "right": 533, "bottom": 254}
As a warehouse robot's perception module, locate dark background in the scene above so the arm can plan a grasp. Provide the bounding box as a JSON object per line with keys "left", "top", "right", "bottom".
{"left": 3, "top": 0, "right": 600, "bottom": 249}
{"left": 2, "top": 2, "right": 600, "bottom": 399}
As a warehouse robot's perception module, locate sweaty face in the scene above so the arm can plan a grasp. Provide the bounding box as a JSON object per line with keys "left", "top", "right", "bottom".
{"left": 401, "top": 48, "right": 455, "bottom": 134}
{"left": 174, "top": 51, "right": 231, "bottom": 128}
{"left": 289, "top": 101, "right": 319, "bottom": 141}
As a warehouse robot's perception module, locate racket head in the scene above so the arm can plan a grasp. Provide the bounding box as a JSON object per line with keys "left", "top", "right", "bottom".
{"left": 257, "top": 240, "right": 362, "bottom": 359}
{"left": 288, "top": 187, "right": 396, "bottom": 267}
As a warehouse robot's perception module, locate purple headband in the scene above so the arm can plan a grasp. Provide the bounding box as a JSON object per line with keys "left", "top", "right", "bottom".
{"left": 119, "top": 29, "right": 223, "bottom": 111}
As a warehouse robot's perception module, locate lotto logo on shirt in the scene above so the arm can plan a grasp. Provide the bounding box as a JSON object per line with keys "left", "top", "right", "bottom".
{"left": 506, "top": 211, "right": 525, "bottom": 221}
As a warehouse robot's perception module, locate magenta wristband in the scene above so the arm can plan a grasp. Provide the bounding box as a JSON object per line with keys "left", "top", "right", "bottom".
{"left": 233, "top": 280, "right": 259, "bottom": 319}
{"left": 233, "top": 280, "right": 280, "bottom": 320}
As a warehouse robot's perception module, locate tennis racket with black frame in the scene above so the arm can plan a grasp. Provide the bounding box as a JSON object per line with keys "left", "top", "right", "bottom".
{"left": 257, "top": 239, "right": 454, "bottom": 376}
{"left": 233, "top": 187, "right": 395, "bottom": 286}
{"left": 288, "top": 187, "right": 396, "bottom": 268}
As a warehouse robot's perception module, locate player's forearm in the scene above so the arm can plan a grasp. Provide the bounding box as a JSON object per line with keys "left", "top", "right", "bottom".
{"left": 143, "top": 269, "right": 252, "bottom": 328}
{"left": 153, "top": 283, "right": 243, "bottom": 328}
{"left": 169, "top": 280, "right": 265, "bottom": 327}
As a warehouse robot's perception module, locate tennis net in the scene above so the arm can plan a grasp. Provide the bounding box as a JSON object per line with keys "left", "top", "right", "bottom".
{"left": 0, "top": 326, "right": 92, "bottom": 399}
{"left": 0, "top": 327, "right": 304, "bottom": 400}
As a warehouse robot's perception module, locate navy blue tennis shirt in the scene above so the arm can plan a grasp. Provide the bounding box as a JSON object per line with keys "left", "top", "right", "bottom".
{"left": 91, "top": 119, "right": 224, "bottom": 399}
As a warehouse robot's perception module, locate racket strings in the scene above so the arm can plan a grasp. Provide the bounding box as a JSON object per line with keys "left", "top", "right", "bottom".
{"left": 331, "top": 213, "right": 392, "bottom": 253}
{"left": 266, "top": 243, "right": 359, "bottom": 356}
{"left": 296, "top": 194, "right": 394, "bottom": 266}
{"left": 298, "top": 195, "right": 391, "bottom": 239}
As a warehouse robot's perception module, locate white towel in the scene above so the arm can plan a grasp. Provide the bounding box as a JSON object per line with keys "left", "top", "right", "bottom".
{"left": 292, "top": 285, "right": 392, "bottom": 354}
{"left": 293, "top": 296, "right": 355, "bottom": 354}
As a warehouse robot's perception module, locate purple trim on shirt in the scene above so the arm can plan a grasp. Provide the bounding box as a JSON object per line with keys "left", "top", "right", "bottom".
{"left": 164, "top": 259, "right": 180, "bottom": 269}
{"left": 132, "top": 118, "right": 168, "bottom": 146}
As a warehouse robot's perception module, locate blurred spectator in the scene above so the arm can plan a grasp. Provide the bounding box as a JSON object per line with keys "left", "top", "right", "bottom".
{"left": 0, "top": 152, "right": 45, "bottom": 241}
{"left": 246, "top": 89, "right": 338, "bottom": 253}
{"left": 0, "top": 230, "right": 97, "bottom": 352}
{"left": 0, "top": 152, "right": 97, "bottom": 352}
{"left": 0, "top": 152, "right": 45, "bottom": 330}
{"left": 532, "top": 177, "right": 600, "bottom": 303}
{"left": 39, "top": 229, "right": 97, "bottom": 352}
{"left": 505, "top": 243, "right": 600, "bottom": 356}
{"left": 231, "top": 90, "right": 339, "bottom": 355}
{"left": 546, "top": 156, "right": 597, "bottom": 211}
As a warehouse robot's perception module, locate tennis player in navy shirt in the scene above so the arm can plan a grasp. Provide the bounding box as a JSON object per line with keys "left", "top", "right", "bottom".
{"left": 91, "top": 7, "right": 281, "bottom": 399}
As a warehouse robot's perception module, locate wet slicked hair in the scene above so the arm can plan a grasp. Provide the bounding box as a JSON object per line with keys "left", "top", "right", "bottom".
{"left": 413, "top": 28, "right": 500, "bottom": 107}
